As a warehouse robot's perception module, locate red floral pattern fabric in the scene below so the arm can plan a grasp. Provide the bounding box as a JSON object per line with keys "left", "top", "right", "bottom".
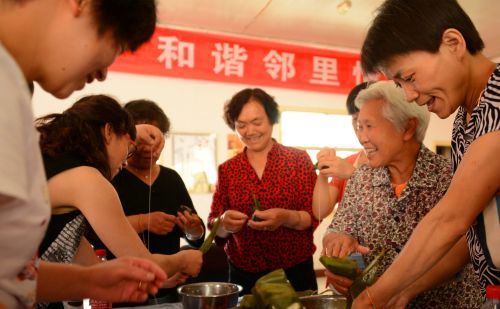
{"left": 208, "top": 142, "right": 318, "bottom": 273}
{"left": 328, "top": 145, "right": 482, "bottom": 308}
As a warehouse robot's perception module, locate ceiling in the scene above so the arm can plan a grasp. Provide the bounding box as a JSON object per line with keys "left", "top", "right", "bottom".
{"left": 156, "top": 0, "right": 500, "bottom": 60}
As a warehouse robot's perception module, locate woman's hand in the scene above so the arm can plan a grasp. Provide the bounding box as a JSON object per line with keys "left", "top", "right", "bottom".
{"left": 247, "top": 208, "right": 286, "bottom": 231}
{"left": 162, "top": 272, "right": 189, "bottom": 288}
{"left": 325, "top": 270, "right": 354, "bottom": 296}
{"left": 135, "top": 124, "right": 165, "bottom": 157}
{"left": 85, "top": 256, "right": 167, "bottom": 302}
{"left": 141, "top": 212, "right": 176, "bottom": 235}
{"left": 220, "top": 209, "right": 248, "bottom": 233}
{"left": 322, "top": 232, "right": 369, "bottom": 257}
{"left": 175, "top": 250, "right": 203, "bottom": 277}
{"left": 177, "top": 211, "right": 204, "bottom": 239}
{"left": 317, "top": 148, "right": 355, "bottom": 180}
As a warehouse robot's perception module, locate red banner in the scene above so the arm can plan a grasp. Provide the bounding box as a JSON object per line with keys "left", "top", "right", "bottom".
{"left": 110, "top": 27, "right": 368, "bottom": 94}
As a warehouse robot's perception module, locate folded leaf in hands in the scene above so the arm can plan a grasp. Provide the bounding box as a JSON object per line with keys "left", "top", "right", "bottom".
{"left": 345, "top": 248, "right": 387, "bottom": 309}
{"left": 319, "top": 255, "right": 358, "bottom": 280}
{"left": 251, "top": 192, "right": 263, "bottom": 222}
{"left": 199, "top": 216, "right": 221, "bottom": 254}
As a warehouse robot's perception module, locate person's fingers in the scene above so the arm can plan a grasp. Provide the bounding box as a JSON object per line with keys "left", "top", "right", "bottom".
{"left": 339, "top": 244, "right": 353, "bottom": 258}
{"left": 327, "top": 273, "right": 352, "bottom": 296}
{"left": 327, "top": 275, "right": 349, "bottom": 296}
{"left": 329, "top": 241, "right": 342, "bottom": 257}
{"left": 356, "top": 244, "right": 370, "bottom": 254}
{"left": 330, "top": 273, "right": 353, "bottom": 287}
{"left": 126, "top": 257, "right": 167, "bottom": 283}
{"left": 330, "top": 282, "right": 349, "bottom": 296}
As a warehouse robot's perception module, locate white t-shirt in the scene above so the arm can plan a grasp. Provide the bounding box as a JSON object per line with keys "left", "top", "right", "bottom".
{"left": 0, "top": 43, "right": 51, "bottom": 308}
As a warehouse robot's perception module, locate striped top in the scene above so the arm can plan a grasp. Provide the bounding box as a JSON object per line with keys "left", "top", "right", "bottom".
{"left": 451, "top": 63, "right": 500, "bottom": 295}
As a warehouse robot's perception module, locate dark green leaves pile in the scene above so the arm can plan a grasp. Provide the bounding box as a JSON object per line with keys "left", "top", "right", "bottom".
{"left": 238, "top": 269, "right": 303, "bottom": 309}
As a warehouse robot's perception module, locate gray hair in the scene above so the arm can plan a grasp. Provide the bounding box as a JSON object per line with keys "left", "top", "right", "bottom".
{"left": 355, "top": 81, "right": 430, "bottom": 142}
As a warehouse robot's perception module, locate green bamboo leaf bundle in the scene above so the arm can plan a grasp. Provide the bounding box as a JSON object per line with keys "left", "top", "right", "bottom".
{"left": 199, "top": 215, "right": 221, "bottom": 254}
{"left": 346, "top": 248, "right": 387, "bottom": 308}
{"left": 319, "top": 255, "right": 358, "bottom": 280}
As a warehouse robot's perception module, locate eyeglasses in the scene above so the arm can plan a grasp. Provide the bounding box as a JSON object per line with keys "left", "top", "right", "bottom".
{"left": 126, "top": 143, "right": 137, "bottom": 159}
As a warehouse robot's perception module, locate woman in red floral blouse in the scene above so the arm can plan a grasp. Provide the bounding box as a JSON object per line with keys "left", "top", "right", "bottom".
{"left": 208, "top": 88, "right": 318, "bottom": 295}
{"left": 323, "top": 81, "right": 481, "bottom": 308}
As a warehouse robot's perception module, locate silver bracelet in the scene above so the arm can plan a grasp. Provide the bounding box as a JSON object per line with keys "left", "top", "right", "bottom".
{"left": 185, "top": 229, "right": 204, "bottom": 241}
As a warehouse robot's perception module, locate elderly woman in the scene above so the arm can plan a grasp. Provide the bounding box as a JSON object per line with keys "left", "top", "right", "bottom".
{"left": 353, "top": 1, "right": 499, "bottom": 307}
{"left": 322, "top": 81, "right": 481, "bottom": 308}
{"left": 208, "top": 88, "right": 318, "bottom": 295}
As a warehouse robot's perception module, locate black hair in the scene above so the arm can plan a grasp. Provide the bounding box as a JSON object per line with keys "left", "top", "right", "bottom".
{"left": 346, "top": 82, "right": 372, "bottom": 115}
{"left": 36, "top": 95, "right": 136, "bottom": 180}
{"left": 124, "top": 99, "right": 170, "bottom": 135}
{"left": 223, "top": 88, "right": 280, "bottom": 131}
{"left": 90, "top": 0, "right": 157, "bottom": 52}
{"left": 361, "top": 0, "right": 484, "bottom": 74}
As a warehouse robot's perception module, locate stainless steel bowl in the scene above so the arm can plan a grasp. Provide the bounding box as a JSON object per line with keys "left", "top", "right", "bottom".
{"left": 299, "top": 294, "right": 347, "bottom": 309}
{"left": 177, "top": 282, "right": 242, "bottom": 309}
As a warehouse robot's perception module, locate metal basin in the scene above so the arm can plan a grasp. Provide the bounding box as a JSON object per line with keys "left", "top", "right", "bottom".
{"left": 177, "top": 282, "right": 242, "bottom": 309}
{"left": 299, "top": 294, "right": 347, "bottom": 309}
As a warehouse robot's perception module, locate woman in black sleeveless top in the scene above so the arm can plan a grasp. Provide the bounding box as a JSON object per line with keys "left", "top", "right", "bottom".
{"left": 36, "top": 95, "right": 203, "bottom": 308}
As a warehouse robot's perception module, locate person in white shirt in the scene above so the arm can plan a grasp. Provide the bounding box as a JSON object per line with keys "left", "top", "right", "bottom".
{"left": 0, "top": 0, "right": 168, "bottom": 307}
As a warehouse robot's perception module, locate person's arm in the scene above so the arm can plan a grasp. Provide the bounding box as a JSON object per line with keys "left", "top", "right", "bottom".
{"left": 128, "top": 212, "right": 177, "bottom": 235}
{"left": 387, "top": 235, "right": 470, "bottom": 307}
{"left": 322, "top": 168, "right": 363, "bottom": 255}
{"left": 127, "top": 214, "right": 144, "bottom": 233}
{"left": 73, "top": 236, "right": 100, "bottom": 266}
{"left": 353, "top": 131, "right": 500, "bottom": 308}
{"left": 48, "top": 166, "right": 202, "bottom": 278}
{"left": 312, "top": 175, "right": 339, "bottom": 220}
{"left": 36, "top": 258, "right": 166, "bottom": 302}
{"left": 313, "top": 149, "right": 358, "bottom": 220}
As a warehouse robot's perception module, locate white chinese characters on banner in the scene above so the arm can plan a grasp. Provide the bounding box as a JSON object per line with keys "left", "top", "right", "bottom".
{"left": 309, "top": 56, "right": 340, "bottom": 86}
{"left": 157, "top": 36, "right": 195, "bottom": 69}
{"left": 212, "top": 43, "right": 248, "bottom": 77}
{"left": 263, "top": 50, "right": 296, "bottom": 82}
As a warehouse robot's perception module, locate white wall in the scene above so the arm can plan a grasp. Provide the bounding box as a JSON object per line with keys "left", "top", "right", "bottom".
{"left": 32, "top": 72, "right": 454, "bottom": 270}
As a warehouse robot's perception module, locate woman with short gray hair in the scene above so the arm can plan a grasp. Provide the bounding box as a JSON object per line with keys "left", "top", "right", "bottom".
{"left": 355, "top": 81, "right": 430, "bottom": 143}
{"left": 322, "top": 81, "right": 481, "bottom": 308}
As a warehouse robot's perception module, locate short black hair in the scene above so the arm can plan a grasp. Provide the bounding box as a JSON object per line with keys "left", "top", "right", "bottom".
{"left": 90, "top": 0, "right": 157, "bottom": 52}
{"left": 361, "top": 0, "right": 484, "bottom": 74}
{"left": 223, "top": 88, "right": 280, "bottom": 131}
{"left": 346, "top": 82, "right": 372, "bottom": 115}
{"left": 124, "top": 99, "right": 170, "bottom": 135}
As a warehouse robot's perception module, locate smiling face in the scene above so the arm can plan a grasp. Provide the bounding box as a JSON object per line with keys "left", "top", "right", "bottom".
{"left": 34, "top": 1, "right": 123, "bottom": 99}
{"left": 39, "top": 30, "right": 121, "bottom": 99}
{"left": 384, "top": 47, "right": 467, "bottom": 119}
{"left": 235, "top": 100, "right": 274, "bottom": 154}
{"left": 356, "top": 99, "right": 406, "bottom": 168}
